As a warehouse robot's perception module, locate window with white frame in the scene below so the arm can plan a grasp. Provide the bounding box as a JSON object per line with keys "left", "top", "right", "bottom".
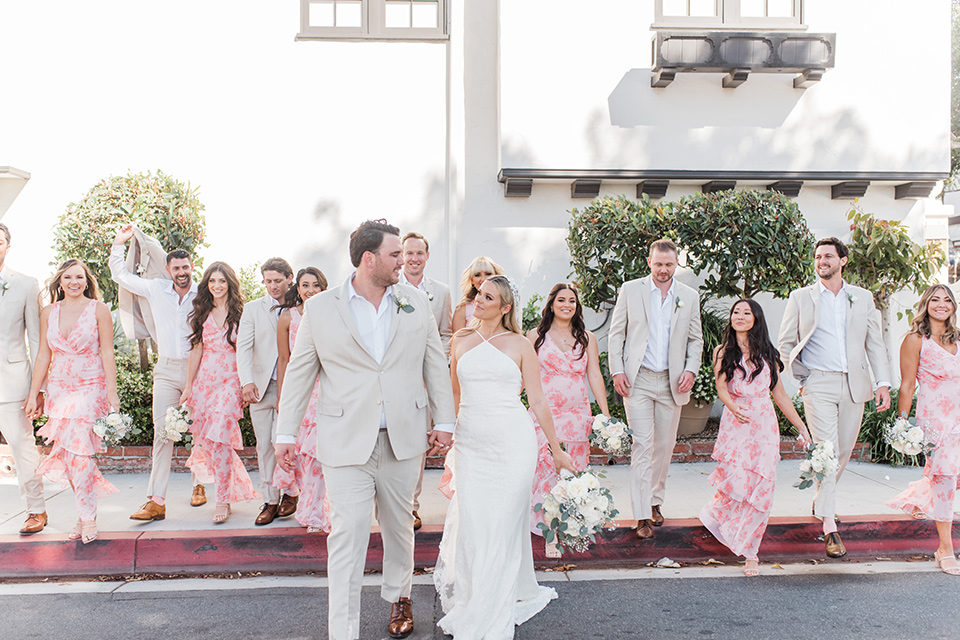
{"left": 654, "top": 0, "right": 803, "bottom": 29}
{"left": 298, "top": 0, "right": 447, "bottom": 40}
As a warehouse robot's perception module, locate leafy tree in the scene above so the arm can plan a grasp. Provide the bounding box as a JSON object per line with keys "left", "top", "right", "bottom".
{"left": 52, "top": 170, "right": 207, "bottom": 307}
{"left": 238, "top": 263, "right": 267, "bottom": 302}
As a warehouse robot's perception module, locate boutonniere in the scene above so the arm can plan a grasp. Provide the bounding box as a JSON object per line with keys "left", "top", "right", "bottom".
{"left": 395, "top": 293, "right": 414, "bottom": 314}
{"left": 425, "top": 291, "right": 434, "bottom": 302}
{"left": 674, "top": 297, "right": 684, "bottom": 313}
{"left": 846, "top": 292, "right": 857, "bottom": 306}
{"left": 136, "top": 263, "right": 147, "bottom": 276}
{"left": 0, "top": 281, "right": 8, "bottom": 297}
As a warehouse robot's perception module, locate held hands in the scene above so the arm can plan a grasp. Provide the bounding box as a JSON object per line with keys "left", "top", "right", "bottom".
{"left": 275, "top": 443, "right": 296, "bottom": 473}
{"left": 875, "top": 386, "right": 891, "bottom": 412}
{"left": 242, "top": 383, "right": 260, "bottom": 406}
{"left": 612, "top": 373, "right": 631, "bottom": 398}
{"left": 677, "top": 371, "right": 695, "bottom": 394}
{"left": 22, "top": 392, "right": 44, "bottom": 421}
{"left": 427, "top": 430, "right": 453, "bottom": 457}
{"left": 113, "top": 224, "right": 135, "bottom": 246}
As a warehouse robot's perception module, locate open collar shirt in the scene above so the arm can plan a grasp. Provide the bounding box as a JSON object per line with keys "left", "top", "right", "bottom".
{"left": 640, "top": 278, "right": 676, "bottom": 372}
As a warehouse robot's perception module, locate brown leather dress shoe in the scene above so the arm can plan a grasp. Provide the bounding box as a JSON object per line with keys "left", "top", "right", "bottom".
{"left": 388, "top": 597, "right": 414, "bottom": 638}
{"left": 277, "top": 494, "right": 298, "bottom": 518}
{"left": 20, "top": 512, "right": 48, "bottom": 535}
{"left": 190, "top": 485, "right": 207, "bottom": 507}
{"left": 412, "top": 510, "right": 422, "bottom": 531}
{"left": 824, "top": 532, "right": 847, "bottom": 558}
{"left": 636, "top": 519, "right": 654, "bottom": 540}
{"left": 130, "top": 500, "right": 166, "bottom": 521}
{"left": 651, "top": 505, "right": 665, "bottom": 527}
{"left": 256, "top": 503, "right": 279, "bottom": 525}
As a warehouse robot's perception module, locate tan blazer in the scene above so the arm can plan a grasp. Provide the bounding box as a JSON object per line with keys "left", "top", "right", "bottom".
{"left": 0, "top": 268, "right": 41, "bottom": 403}
{"left": 778, "top": 282, "right": 890, "bottom": 403}
{"left": 607, "top": 276, "right": 703, "bottom": 406}
{"left": 276, "top": 279, "right": 455, "bottom": 467}
{"left": 117, "top": 227, "right": 169, "bottom": 342}
{"left": 236, "top": 295, "right": 280, "bottom": 393}
{"left": 423, "top": 276, "right": 453, "bottom": 356}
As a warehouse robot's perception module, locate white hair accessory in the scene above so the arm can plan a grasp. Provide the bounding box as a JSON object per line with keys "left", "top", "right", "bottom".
{"left": 502, "top": 275, "right": 521, "bottom": 323}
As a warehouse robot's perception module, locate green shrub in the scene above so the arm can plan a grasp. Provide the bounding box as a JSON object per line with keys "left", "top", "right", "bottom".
{"left": 522, "top": 293, "right": 544, "bottom": 334}
{"left": 774, "top": 394, "right": 806, "bottom": 437}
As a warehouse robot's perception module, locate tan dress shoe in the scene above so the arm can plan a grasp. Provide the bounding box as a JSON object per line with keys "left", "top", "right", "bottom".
{"left": 20, "top": 512, "right": 48, "bottom": 535}
{"left": 412, "top": 510, "right": 422, "bottom": 531}
{"left": 256, "top": 503, "right": 279, "bottom": 525}
{"left": 277, "top": 494, "right": 298, "bottom": 518}
{"left": 130, "top": 500, "right": 166, "bottom": 521}
{"left": 388, "top": 597, "right": 414, "bottom": 638}
{"left": 190, "top": 485, "right": 207, "bottom": 507}
{"left": 636, "top": 519, "right": 654, "bottom": 540}
{"left": 824, "top": 532, "right": 847, "bottom": 558}
{"left": 651, "top": 505, "right": 664, "bottom": 527}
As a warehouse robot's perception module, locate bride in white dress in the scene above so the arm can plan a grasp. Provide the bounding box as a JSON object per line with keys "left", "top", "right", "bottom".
{"left": 435, "top": 275, "right": 576, "bottom": 639}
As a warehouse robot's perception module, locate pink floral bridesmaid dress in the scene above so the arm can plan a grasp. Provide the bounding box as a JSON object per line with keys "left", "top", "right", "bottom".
{"left": 272, "top": 308, "right": 330, "bottom": 532}
{"left": 886, "top": 338, "right": 960, "bottom": 522}
{"left": 185, "top": 315, "right": 259, "bottom": 505}
{"left": 699, "top": 360, "right": 780, "bottom": 561}
{"left": 37, "top": 300, "right": 119, "bottom": 522}
{"left": 529, "top": 333, "right": 594, "bottom": 534}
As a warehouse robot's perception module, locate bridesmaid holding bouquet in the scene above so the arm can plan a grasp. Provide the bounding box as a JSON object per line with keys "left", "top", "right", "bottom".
{"left": 700, "top": 299, "right": 810, "bottom": 576}
{"left": 179, "top": 262, "right": 259, "bottom": 523}
{"left": 24, "top": 260, "right": 119, "bottom": 544}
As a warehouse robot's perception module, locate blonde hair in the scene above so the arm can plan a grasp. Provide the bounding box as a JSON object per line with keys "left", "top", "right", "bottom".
{"left": 909, "top": 284, "right": 960, "bottom": 344}
{"left": 47, "top": 259, "right": 100, "bottom": 303}
{"left": 456, "top": 256, "right": 505, "bottom": 308}
{"left": 458, "top": 275, "right": 522, "bottom": 336}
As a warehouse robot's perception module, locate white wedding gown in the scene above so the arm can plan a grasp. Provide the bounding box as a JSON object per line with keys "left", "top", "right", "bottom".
{"left": 434, "top": 335, "right": 558, "bottom": 639}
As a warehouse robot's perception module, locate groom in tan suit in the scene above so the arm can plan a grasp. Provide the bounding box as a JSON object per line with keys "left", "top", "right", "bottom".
{"left": 779, "top": 237, "right": 891, "bottom": 558}
{"left": 276, "top": 219, "right": 454, "bottom": 640}
{"left": 608, "top": 239, "right": 702, "bottom": 541}
{"left": 0, "top": 223, "right": 47, "bottom": 534}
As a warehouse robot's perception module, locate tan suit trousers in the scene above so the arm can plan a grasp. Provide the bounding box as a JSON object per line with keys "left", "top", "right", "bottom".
{"left": 322, "top": 430, "right": 420, "bottom": 640}
{"left": 250, "top": 379, "right": 280, "bottom": 504}
{"left": 624, "top": 367, "right": 682, "bottom": 521}
{"left": 800, "top": 370, "right": 865, "bottom": 521}
{"left": 0, "top": 401, "right": 45, "bottom": 513}
{"left": 147, "top": 358, "right": 197, "bottom": 499}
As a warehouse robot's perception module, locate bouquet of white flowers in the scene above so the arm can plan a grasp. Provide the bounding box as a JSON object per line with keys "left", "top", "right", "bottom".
{"left": 163, "top": 405, "right": 194, "bottom": 448}
{"left": 883, "top": 414, "right": 934, "bottom": 457}
{"left": 589, "top": 415, "right": 632, "bottom": 456}
{"left": 793, "top": 440, "right": 839, "bottom": 490}
{"left": 534, "top": 469, "right": 619, "bottom": 553}
{"left": 92, "top": 411, "right": 136, "bottom": 448}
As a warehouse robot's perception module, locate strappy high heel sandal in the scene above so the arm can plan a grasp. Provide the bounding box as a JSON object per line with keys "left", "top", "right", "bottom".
{"left": 743, "top": 559, "right": 760, "bottom": 577}
{"left": 934, "top": 550, "right": 960, "bottom": 576}
{"left": 67, "top": 520, "right": 83, "bottom": 541}
{"left": 212, "top": 504, "right": 231, "bottom": 524}
{"left": 80, "top": 520, "right": 98, "bottom": 544}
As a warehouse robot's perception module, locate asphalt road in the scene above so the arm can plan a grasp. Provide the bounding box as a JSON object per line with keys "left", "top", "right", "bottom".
{"left": 3, "top": 567, "right": 959, "bottom": 640}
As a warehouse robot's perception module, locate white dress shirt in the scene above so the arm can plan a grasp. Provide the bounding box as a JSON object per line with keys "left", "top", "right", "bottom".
{"left": 109, "top": 245, "right": 197, "bottom": 360}
{"left": 640, "top": 278, "right": 675, "bottom": 372}
{"left": 399, "top": 270, "right": 425, "bottom": 293}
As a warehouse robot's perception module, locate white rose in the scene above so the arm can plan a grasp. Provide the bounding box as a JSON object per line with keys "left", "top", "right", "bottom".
{"left": 907, "top": 427, "right": 924, "bottom": 443}
{"left": 106, "top": 413, "right": 122, "bottom": 427}
{"left": 567, "top": 478, "right": 589, "bottom": 503}
{"left": 606, "top": 422, "right": 625, "bottom": 438}
{"left": 903, "top": 442, "right": 922, "bottom": 456}
{"left": 592, "top": 415, "right": 607, "bottom": 432}
{"left": 550, "top": 482, "right": 570, "bottom": 502}
{"left": 607, "top": 437, "right": 622, "bottom": 451}
{"left": 93, "top": 422, "right": 107, "bottom": 438}
{"left": 798, "top": 460, "right": 812, "bottom": 473}
{"left": 582, "top": 473, "right": 600, "bottom": 490}
{"left": 582, "top": 508, "right": 602, "bottom": 528}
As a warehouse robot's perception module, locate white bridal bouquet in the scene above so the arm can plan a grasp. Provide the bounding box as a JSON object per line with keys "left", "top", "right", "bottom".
{"left": 92, "top": 411, "right": 136, "bottom": 448}
{"left": 589, "top": 415, "right": 632, "bottom": 456}
{"left": 883, "top": 414, "right": 934, "bottom": 457}
{"left": 163, "top": 405, "right": 194, "bottom": 448}
{"left": 534, "top": 469, "right": 619, "bottom": 553}
{"left": 793, "top": 441, "right": 839, "bottom": 490}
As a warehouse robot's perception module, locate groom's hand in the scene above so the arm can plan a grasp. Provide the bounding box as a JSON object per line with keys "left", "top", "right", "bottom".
{"left": 427, "top": 430, "right": 452, "bottom": 457}
{"left": 275, "top": 443, "right": 296, "bottom": 472}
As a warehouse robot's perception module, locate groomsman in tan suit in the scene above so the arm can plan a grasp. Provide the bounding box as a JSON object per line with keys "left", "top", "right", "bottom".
{"left": 398, "top": 231, "right": 453, "bottom": 529}
{"left": 276, "top": 220, "right": 454, "bottom": 640}
{"left": 609, "top": 239, "right": 702, "bottom": 540}
{"left": 0, "top": 223, "right": 47, "bottom": 534}
{"left": 237, "top": 257, "right": 296, "bottom": 525}
{"left": 779, "top": 237, "right": 891, "bottom": 558}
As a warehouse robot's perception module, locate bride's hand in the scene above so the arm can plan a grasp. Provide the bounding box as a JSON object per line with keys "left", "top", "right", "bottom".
{"left": 552, "top": 449, "right": 577, "bottom": 475}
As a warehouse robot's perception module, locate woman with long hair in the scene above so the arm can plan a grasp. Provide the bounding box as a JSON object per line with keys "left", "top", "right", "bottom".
{"left": 24, "top": 259, "right": 119, "bottom": 543}
{"left": 435, "top": 275, "right": 575, "bottom": 637}
{"left": 886, "top": 284, "right": 960, "bottom": 575}
{"left": 273, "top": 266, "right": 331, "bottom": 533}
{"left": 179, "top": 262, "right": 259, "bottom": 523}
{"left": 699, "top": 299, "right": 810, "bottom": 577}
{"left": 451, "top": 256, "right": 504, "bottom": 333}
{"left": 527, "top": 283, "right": 610, "bottom": 534}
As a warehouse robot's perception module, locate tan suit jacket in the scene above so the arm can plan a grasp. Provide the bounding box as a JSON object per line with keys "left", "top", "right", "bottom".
{"left": 423, "top": 275, "right": 453, "bottom": 356}
{"left": 117, "top": 228, "right": 169, "bottom": 341}
{"left": 0, "top": 268, "right": 40, "bottom": 403}
{"left": 276, "top": 279, "right": 455, "bottom": 467}
{"left": 778, "top": 282, "right": 890, "bottom": 403}
{"left": 608, "top": 276, "right": 703, "bottom": 406}
{"left": 236, "top": 295, "right": 280, "bottom": 393}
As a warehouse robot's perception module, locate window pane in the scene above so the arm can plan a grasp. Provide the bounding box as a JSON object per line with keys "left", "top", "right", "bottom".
{"left": 411, "top": 1, "right": 438, "bottom": 28}
{"left": 740, "top": 0, "right": 765, "bottom": 17}
{"left": 336, "top": 1, "right": 362, "bottom": 27}
{"left": 661, "top": 0, "right": 687, "bottom": 16}
{"left": 309, "top": 1, "right": 335, "bottom": 27}
{"left": 767, "top": 0, "right": 795, "bottom": 17}
{"left": 688, "top": 0, "right": 718, "bottom": 17}
{"left": 385, "top": 2, "right": 411, "bottom": 28}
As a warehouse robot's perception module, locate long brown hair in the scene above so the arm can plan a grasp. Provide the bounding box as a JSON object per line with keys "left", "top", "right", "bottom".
{"left": 455, "top": 256, "right": 505, "bottom": 309}
{"left": 909, "top": 284, "right": 960, "bottom": 344}
{"left": 189, "top": 262, "right": 244, "bottom": 349}
{"left": 47, "top": 259, "right": 100, "bottom": 303}
{"left": 276, "top": 267, "right": 328, "bottom": 310}
{"left": 716, "top": 299, "right": 783, "bottom": 391}
{"left": 533, "top": 283, "right": 588, "bottom": 359}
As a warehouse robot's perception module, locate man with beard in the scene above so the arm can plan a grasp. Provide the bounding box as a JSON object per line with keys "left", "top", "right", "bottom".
{"left": 111, "top": 224, "right": 201, "bottom": 521}
{"left": 779, "top": 237, "right": 891, "bottom": 558}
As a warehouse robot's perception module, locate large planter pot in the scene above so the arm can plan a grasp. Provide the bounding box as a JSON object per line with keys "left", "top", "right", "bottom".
{"left": 678, "top": 401, "right": 714, "bottom": 436}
